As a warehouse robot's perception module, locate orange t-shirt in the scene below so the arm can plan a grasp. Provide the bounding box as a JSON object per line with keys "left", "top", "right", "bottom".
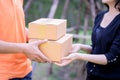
{"left": 0, "top": 0, "right": 32, "bottom": 79}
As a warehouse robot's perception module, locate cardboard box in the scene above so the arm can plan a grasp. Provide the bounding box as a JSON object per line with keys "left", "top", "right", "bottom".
{"left": 28, "top": 18, "right": 66, "bottom": 40}
{"left": 29, "top": 34, "right": 73, "bottom": 62}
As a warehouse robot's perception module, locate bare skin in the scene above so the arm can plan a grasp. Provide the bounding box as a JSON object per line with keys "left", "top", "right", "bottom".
{"left": 0, "top": 39, "right": 51, "bottom": 63}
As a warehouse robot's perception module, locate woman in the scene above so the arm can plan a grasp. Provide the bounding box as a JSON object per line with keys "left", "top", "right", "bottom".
{"left": 55, "top": 0, "right": 120, "bottom": 80}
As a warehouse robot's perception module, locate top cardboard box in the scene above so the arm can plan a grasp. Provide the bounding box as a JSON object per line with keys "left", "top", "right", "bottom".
{"left": 28, "top": 18, "right": 67, "bottom": 40}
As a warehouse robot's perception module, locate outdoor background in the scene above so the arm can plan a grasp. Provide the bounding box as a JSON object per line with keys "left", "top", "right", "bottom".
{"left": 23, "top": 0, "right": 106, "bottom": 80}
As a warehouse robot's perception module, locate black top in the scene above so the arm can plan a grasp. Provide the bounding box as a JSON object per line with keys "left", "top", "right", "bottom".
{"left": 87, "top": 11, "right": 120, "bottom": 79}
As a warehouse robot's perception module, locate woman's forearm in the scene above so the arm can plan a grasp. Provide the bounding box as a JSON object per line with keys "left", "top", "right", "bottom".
{"left": 77, "top": 53, "right": 107, "bottom": 65}
{"left": 80, "top": 44, "right": 92, "bottom": 54}
{"left": 79, "top": 44, "right": 107, "bottom": 65}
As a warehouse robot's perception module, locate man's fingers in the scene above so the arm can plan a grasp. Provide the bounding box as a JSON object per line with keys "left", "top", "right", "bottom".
{"left": 35, "top": 57, "right": 42, "bottom": 63}
{"left": 38, "top": 51, "right": 51, "bottom": 62}
{"left": 38, "top": 39, "right": 48, "bottom": 44}
{"left": 39, "top": 54, "right": 50, "bottom": 62}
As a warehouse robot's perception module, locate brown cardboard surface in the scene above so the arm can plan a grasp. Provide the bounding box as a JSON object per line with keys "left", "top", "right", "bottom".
{"left": 28, "top": 18, "right": 66, "bottom": 40}
{"left": 29, "top": 34, "right": 73, "bottom": 62}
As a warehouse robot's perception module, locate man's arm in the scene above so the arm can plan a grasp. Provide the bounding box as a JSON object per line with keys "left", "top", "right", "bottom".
{"left": 0, "top": 40, "right": 25, "bottom": 53}
{"left": 0, "top": 40, "right": 50, "bottom": 62}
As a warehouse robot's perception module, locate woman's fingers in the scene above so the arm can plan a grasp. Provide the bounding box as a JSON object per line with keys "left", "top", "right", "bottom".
{"left": 62, "top": 56, "right": 71, "bottom": 60}
{"left": 54, "top": 60, "right": 72, "bottom": 67}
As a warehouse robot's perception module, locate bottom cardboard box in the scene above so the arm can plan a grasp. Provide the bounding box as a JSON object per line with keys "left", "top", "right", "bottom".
{"left": 29, "top": 34, "right": 73, "bottom": 62}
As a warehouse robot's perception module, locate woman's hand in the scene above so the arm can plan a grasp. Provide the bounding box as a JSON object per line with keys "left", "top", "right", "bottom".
{"left": 70, "top": 44, "right": 81, "bottom": 53}
{"left": 71, "top": 44, "right": 92, "bottom": 54}
{"left": 54, "top": 53, "right": 80, "bottom": 66}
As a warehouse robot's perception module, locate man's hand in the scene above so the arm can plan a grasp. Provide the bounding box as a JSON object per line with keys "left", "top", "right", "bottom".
{"left": 23, "top": 39, "right": 51, "bottom": 63}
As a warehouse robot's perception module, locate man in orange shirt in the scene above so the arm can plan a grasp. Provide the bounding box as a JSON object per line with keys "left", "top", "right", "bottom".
{"left": 0, "top": 0, "right": 50, "bottom": 80}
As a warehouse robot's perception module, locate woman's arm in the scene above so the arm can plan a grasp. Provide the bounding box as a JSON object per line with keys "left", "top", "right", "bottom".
{"left": 76, "top": 53, "right": 107, "bottom": 65}
{"left": 71, "top": 44, "right": 92, "bottom": 54}
{"left": 55, "top": 53, "right": 107, "bottom": 66}
{"left": 79, "top": 44, "right": 92, "bottom": 53}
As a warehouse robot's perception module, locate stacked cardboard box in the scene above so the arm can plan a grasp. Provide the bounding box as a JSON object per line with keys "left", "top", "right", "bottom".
{"left": 28, "top": 18, "right": 73, "bottom": 62}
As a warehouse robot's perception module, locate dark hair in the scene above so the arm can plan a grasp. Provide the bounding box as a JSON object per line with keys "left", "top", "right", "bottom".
{"left": 104, "top": 0, "right": 120, "bottom": 12}
{"left": 115, "top": 0, "right": 120, "bottom": 11}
